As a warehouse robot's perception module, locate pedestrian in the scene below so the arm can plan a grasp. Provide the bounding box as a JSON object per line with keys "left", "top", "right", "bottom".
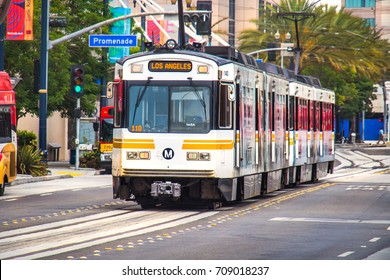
{"left": 377, "top": 128, "right": 385, "bottom": 144}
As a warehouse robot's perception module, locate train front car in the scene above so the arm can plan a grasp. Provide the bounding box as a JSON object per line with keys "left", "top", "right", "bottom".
{"left": 110, "top": 44, "right": 239, "bottom": 209}
{"left": 109, "top": 41, "right": 335, "bottom": 209}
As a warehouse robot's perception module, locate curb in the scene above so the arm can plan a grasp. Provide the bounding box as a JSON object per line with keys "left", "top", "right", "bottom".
{"left": 10, "top": 174, "right": 73, "bottom": 186}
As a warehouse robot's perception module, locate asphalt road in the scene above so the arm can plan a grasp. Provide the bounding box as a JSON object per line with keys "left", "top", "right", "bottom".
{"left": 1, "top": 145, "right": 389, "bottom": 261}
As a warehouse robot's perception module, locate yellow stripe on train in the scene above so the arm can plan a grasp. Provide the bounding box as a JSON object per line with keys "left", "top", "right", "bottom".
{"left": 182, "top": 139, "right": 234, "bottom": 150}
{"left": 113, "top": 138, "right": 155, "bottom": 149}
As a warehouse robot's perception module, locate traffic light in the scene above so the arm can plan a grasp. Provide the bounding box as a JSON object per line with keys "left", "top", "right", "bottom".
{"left": 183, "top": 11, "right": 211, "bottom": 36}
{"left": 196, "top": 1, "right": 212, "bottom": 36}
{"left": 70, "top": 64, "right": 84, "bottom": 97}
{"left": 49, "top": 16, "right": 67, "bottom": 28}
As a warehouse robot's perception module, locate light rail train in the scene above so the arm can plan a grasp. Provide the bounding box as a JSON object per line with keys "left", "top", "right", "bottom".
{"left": 107, "top": 40, "right": 335, "bottom": 209}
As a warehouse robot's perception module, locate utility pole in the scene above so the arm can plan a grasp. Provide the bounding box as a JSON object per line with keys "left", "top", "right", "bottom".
{"left": 101, "top": 0, "right": 109, "bottom": 109}
{"left": 277, "top": 12, "right": 314, "bottom": 75}
{"left": 383, "top": 79, "right": 388, "bottom": 136}
{"left": 176, "top": 0, "right": 186, "bottom": 49}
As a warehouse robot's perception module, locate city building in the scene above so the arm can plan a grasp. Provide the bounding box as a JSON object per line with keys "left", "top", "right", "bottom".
{"left": 342, "top": 0, "right": 390, "bottom": 41}
{"left": 16, "top": 0, "right": 389, "bottom": 162}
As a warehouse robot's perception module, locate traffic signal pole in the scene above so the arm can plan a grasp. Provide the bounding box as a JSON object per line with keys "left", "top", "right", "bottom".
{"left": 70, "top": 65, "right": 84, "bottom": 169}
{"left": 39, "top": 0, "right": 49, "bottom": 152}
{"left": 75, "top": 98, "right": 80, "bottom": 170}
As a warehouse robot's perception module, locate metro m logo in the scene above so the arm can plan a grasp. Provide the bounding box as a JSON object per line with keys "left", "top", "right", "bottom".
{"left": 162, "top": 148, "right": 174, "bottom": 160}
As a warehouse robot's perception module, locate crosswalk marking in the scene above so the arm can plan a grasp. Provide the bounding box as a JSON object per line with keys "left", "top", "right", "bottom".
{"left": 338, "top": 251, "right": 355, "bottom": 258}
{"left": 0, "top": 210, "right": 217, "bottom": 260}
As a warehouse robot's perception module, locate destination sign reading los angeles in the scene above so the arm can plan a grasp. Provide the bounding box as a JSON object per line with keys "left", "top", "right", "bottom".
{"left": 148, "top": 61, "right": 192, "bottom": 72}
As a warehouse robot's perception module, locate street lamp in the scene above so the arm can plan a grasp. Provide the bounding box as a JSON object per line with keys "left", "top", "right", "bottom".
{"left": 277, "top": 12, "right": 314, "bottom": 74}
{"left": 286, "top": 31, "right": 291, "bottom": 42}
{"left": 274, "top": 30, "right": 280, "bottom": 41}
{"left": 185, "top": 0, "right": 193, "bottom": 9}
{"left": 280, "top": 31, "right": 293, "bottom": 68}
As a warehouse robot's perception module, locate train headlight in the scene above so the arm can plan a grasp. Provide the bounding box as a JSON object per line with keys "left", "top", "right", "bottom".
{"left": 187, "top": 152, "right": 199, "bottom": 160}
{"left": 199, "top": 152, "right": 210, "bottom": 161}
{"left": 186, "top": 152, "right": 210, "bottom": 161}
{"left": 131, "top": 64, "right": 143, "bottom": 73}
{"left": 139, "top": 151, "right": 150, "bottom": 160}
{"left": 127, "top": 151, "right": 138, "bottom": 159}
{"left": 197, "top": 65, "right": 209, "bottom": 74}
{"left": 127, "top": 151, "right": 151, "bottom": 160}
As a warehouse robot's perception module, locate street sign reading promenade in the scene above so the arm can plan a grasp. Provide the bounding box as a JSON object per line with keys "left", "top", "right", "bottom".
{"left": 89, "top": 35, "right": 137, "bottom": 47}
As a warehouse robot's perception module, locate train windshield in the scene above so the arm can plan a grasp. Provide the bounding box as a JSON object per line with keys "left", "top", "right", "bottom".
{"left": 128, "top": 84, "right": 211, "bottom": 133}
{"left": 0, "top": 106, "right": 12, "bottom": 143}
{"left": 101, "top": 118, "right": 113, "bottom": 142}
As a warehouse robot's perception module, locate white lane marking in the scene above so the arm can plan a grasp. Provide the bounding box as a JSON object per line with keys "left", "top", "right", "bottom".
{"left": 71, "top": 189, "right": 83, "bottom": 192}
{"left": 17, "top": 211, "right": 218, "bottom": 260}
{"left": 338, "top": 251, "right": 355, "bottom": 258}
{"left": 40, "top": 193, "right": 53, "bottom": 196}
{"left": 387, "top": 226, "right": 390, "bottom": 231}
{"left": 369, "top": 237, "right": 381, "bottom": 242}
{"left": 4, "top": 199, "right": 18, "bottom": 202}
{"left": 0, "top": 210, "right": 137, "bottom": 239}
{"left": 270, "top": 217, "right": 390, "bottom": 225}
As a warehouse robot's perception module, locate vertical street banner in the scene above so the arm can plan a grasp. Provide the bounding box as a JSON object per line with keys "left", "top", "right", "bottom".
{"left": 108, "top": 7, "right": 131, "bottom": 63}
{"left": 147, "top": 20, "right": 167, "bottom": 45}
{"left": 6, "top": 0, "right": 33, "bottom": 40}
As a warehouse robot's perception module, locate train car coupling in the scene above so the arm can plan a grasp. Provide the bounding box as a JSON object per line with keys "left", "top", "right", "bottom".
{"left": 151, "top": 181, "right": 181, "bottom": 198}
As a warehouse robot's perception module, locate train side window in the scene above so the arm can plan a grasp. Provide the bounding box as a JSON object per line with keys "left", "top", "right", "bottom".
{"left": 219, "top": 84, "right": 233, "bottom": 129}
{"left": 289, "top": 96, "right": 294, "bottom": 130}
{"left": 309, "top": 100, "right": 314, "bottom": 131}
{"left": 332, "top": 104, "right": 335, "bottom": 131}
{"left": 315, "top": 102, "right": 320, "bottom": 131}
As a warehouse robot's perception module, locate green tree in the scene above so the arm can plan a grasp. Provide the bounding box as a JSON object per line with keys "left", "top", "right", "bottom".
{"left": 4, "top": 0, "right": 111, "bottom": 119}
{"left": 238, "top": 0, "right": 390, "bottom": 136}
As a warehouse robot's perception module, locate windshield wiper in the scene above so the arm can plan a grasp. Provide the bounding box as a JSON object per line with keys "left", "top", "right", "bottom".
{"left": 131, "top": 77, "right": 153, "bottom": 126}
{"left": 187, "top": 77, "right": 207, "bottom": 121}
{"left": 187, "top": 77, "right": 206, "bottom": 108}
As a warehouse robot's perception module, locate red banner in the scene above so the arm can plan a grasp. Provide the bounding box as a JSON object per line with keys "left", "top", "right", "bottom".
{"left": 6, "top": 0, "right": 33, "bottom": 40}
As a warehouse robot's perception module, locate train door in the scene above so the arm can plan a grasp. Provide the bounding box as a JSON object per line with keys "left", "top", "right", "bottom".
{"left": 308, "top": 98, "right": 315, "bottom": 160}
{"left": 255, "top": 73, "right": 265, "bottom": 172}
{"left": 218, "top": 82, "right": 235, "bottom": 167}
{"left": 263, "top": 75, "right": 273, "bottom": 172}
{"left": 239, "top": 85, "right": 256, "bottom": 173}
{"left": 314, "top": 101, "right": 321, "bottom": 158}
{"left": 274, "top": 79, "right": 287, "bottom": 167}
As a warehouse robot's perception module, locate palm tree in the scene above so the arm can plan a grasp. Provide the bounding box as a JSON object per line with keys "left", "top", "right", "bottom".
{"left": 238, "top": 0, "right": 388, "bottom": 82}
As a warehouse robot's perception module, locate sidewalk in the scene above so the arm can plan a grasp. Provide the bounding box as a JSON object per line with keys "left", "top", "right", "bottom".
{"left": 11, "top": 161, "right": 100, "bottom": 186}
